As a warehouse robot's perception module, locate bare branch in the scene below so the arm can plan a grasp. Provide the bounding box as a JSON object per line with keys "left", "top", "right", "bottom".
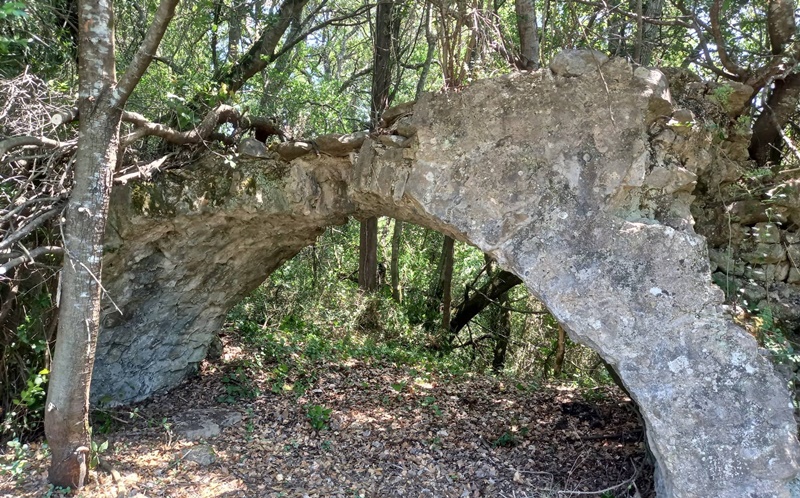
{"left": 0, "top": 197, "right": 66, "bottom": 225}
{"left": 709, "top": 0, "right": 746, "bottom": 79}
{"left": 0, "top": 136, "right": 61, "bottom": 157}
{"left": 0, "top": 206, "right": 63, "bottom": 251}
{"left": 120, "top": 106, "right": 282, "bottom": 148}
{"left": 0, "top": 246, "right": 64, "bottom": 275}
{"left": 114, "top": 0, "right": 181, "bottom": 108}
{"left": 114, "top": 153, "right": 177, "bottom": 184}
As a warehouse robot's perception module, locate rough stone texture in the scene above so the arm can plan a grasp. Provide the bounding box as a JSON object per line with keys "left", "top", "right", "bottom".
{"left": 94, "top": 52, "right": 800, "bottom": 496}
{"left": 180, "top": 444, "right": 216, "bottom": 465}
{"left": 173, "top": 408, "right": 243, "bottom": 441}
{"left": 549, "top": 49, "right": 609, "bottom": 77}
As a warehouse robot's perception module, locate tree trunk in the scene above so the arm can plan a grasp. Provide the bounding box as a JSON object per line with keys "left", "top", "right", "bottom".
{"left": 370, "top": 0, "right": 398, "bottom": 126}
{"left": 415, "top": 1, "right": 435, "bottom": 99}
{"left": 515, "top": 0, "right": 539, "bottom": 69}
{"left": 636, "top": 0, "right": 664, "bottom": 66}
{"left": 358, "top": 217, "right": 379, "bottom": 291}
{"left": 553, "top": 324, "right": 566, "bottom": 376}
{"left": 390, "top": 218, "right": 402, "bottom": 302}
{"left": 359, "top": 0, "right": 400, "bottom": 292}
{"left": 227, "top": 0, "right": 248, "bottom": 63}
{"left": 749, "top": 73, "right": 800, "bottom": 167}
{"left": 491, "top": 292, "right": 511, "bottom": 373}
{"left": 448, "top": 269, "right": 522, "bottom": 346}
{"left": 440, "top": 236, "right": 455, "bottom": 333}
{"left": 45, "top": 0, "right": 178, "bottom": 487}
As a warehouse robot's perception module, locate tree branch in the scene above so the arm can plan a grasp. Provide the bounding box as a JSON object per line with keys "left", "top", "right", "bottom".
{"left": 709, "top": 0, "right": 746, "bottom": 79}
{"left": 114, "top": 0, "right": 181, "bottom": 108}
{"left": 120, "top": 106, "right": 282, "bottom": 147}
{"left": 0, "top": 136, "right": 61, "bottom": 157}
{"left": 0, "top": 246, "right": 64, "bottom": 275}
{"left": 0, "top": 206, "right": 63, "bottom": 251}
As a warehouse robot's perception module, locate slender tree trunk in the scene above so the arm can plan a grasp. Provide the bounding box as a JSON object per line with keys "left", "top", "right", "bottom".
{"left": 360, "top": 0, "right": 399, "bottom": 292}
{"left": 45, "top": 0, "right": 178, "bottom": 487}
{"left": 44, "top": 0, "right": 119, "bottom": 487}
{"left": 553, "top": 324, "right": 566, "bottom": 376}
{"left": 358, "top": 217, "right": 379, "bottom": 291}
{"left": 390, "top": 218, "right": 402, "bottom": 302}
{"left": 636, "top": 0, "right": 664, "bottom": 66}
{"left": 515, "top": 0, "right": 539, "bottom": 69}
{"left": 492, "top": 292, "right": 511, "bottom": 373}
{"left": 415, "top": 1, "right": 435, "bottom": 99}
{"left": 440, "top": 236, "right": 455, "bottom": 333}
{"left": 227, "top": 0, "right": 247, "bottom": 63}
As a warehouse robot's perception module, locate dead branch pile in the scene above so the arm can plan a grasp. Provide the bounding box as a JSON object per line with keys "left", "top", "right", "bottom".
{"left": 0, "top": 73, "right": 75, "bottom": 439}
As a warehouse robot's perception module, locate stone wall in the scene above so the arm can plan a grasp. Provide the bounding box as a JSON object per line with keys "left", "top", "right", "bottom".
{"left": 655, "top": 68, "right": 800, "bottom": 334}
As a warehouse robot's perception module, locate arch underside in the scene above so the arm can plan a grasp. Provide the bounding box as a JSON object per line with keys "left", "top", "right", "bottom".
{"left": 96, "top": 57, "right": 800, "bottom": 496}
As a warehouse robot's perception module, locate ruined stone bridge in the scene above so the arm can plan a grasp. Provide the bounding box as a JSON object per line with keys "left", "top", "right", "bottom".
{"left": 96, "top": 52, "right": 800, "bottom": 496}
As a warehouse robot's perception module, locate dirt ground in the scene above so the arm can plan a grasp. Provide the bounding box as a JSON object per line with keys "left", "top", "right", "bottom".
{"left": 3, "top": 346, "right": 653, "bottom": 498}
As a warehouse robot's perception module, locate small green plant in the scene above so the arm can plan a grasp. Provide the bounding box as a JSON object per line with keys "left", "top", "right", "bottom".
{"left": 89, "top": 437, "right": 109, "bottom": 470}
{"left": 710, "top": 83, "right": 734, "bottom": 111}
{"left": 217, "top": 366, "right": 261, "bottom": 403}
{"left": 320, "top": 440, "right": 332, "bottom": 452}
{"left": 306, "top": 404, "right": 332, "bottom": 431}
{"left": 420, "top": 396, "right": 442, "bottom": 416}
{"left": 492, "top": 427, "right": 528, "bottom": 448}
{"left": 42, "top": 484, "right": 72, "bottom": 497}
{"left": 0, "top": 439, "right": 30, "bottom": 480}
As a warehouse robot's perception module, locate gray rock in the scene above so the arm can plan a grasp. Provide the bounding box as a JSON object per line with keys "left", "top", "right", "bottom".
{"left": 378, "top": 134, "right": 407, "bottom": 148}
{"left": 276, "top": 141, "right": 313, "bottom": 161}
{"left": 751, "top": 222, "right": 782, "bottom": 244}
{"left": 181, "top": 444, "right": 216, "bottom": 466}
{"left": 95, "top": 58, "right": 800, "bottom": 496}
{"left": 173, "top": 408, "right": 242, "bottom": 441}
{"left": 315, "top": 131, "right": 367, "bottom": 157}
{"left": 381, "top": 100, "right": 416, "bottom": 127}
{"left": 549, "top": 49, "right": 609, "bottom": 77}
{"left": 238, "top": 138, "right": 271, "bottom": 158}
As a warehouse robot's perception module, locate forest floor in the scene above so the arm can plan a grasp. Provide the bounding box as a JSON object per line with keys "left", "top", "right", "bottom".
{"left": 3, "top": 332, "right": 653, "bottom": 498}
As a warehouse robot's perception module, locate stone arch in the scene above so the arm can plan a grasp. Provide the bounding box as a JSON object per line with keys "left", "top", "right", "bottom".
{"left": 95, "top": 54, "right": 800, "bottom": 496}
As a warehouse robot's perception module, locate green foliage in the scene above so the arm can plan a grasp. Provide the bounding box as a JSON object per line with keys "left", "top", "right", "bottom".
{"left": 2, "top": 287, "right": 55, "bottom": 442}
{"left": 88, "top": 428, "right": 109, "bottom": 470}
{"left": 217, "top": 365, "right": 261, "bottom": 404}
{"left": 492, "top": 427, "right": 528, "bottom": 448}
{"left": 0, "top": 439, "right": 30, "bottom": 480}
{"left": 306, "top": 404, "right": 332, "bottom": 431}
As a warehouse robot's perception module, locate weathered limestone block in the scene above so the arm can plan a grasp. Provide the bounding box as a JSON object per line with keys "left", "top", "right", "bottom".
{"left": 275, "top": 141, "right": 313, "bottom": 160}
{"left": 549, "top": 49, "right": 609, "bottom": 77}
{"left": 96, "top": 51, "right": 800, "bottom": 497}
{"left": 314, "top": 131, "right": 367, "bottom": 157}
{"left": 742, "top": 243, "right": 787, "bottom": 265}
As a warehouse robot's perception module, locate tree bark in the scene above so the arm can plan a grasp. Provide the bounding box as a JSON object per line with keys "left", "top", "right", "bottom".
{"left": 44, "top": 0, "right": 178, "bottom": 488}
{"left": 553, "top": 324, "right": 566, "bottom": 376}
{"left": 448, "top": 269, "right": 522, "bottom": 347}
{"left": 390, "top": 218, "right": 402, "bottom": 302}
{"left": 440, "top": 236, "right": 455, "bottom": 333}
{"left": 491, "top": 292, "right": 511, "bottom": 373}
{"left": 638, "top": 0, "right": 665, "bottom": 66}
{"left": 216, "top": 0, "right": 308, "bottom": 94}
{"left": 359, "top": 0, "right": 400, "bottom": 293}
{"left": 358, "top": 217, "right": 379, "bottom": 291}
{"left": 749, "top": 73, "right": 800, "bottom": 167}
{"left": 515, "top": 0, "right": 539, "bottom": 69}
